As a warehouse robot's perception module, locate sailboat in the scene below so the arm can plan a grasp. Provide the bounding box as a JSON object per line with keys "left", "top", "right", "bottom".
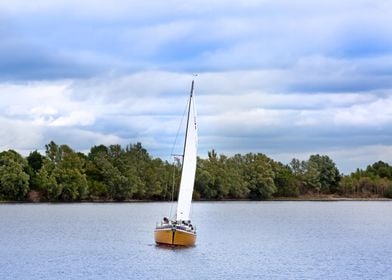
{"left": 154, "top": 80, "right": 198, "bottom": 246}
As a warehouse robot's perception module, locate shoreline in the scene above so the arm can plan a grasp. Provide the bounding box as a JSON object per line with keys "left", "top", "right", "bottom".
{"left": 1, "top": 196, "right": 391, "bottom": 204}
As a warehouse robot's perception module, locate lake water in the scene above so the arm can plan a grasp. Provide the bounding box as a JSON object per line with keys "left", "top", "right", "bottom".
{"left": 0, "top": 202, "right": 391, "bottom": 279}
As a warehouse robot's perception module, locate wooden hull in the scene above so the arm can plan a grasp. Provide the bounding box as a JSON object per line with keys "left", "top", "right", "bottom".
{"left": 154, "top": 228, "right": 196, "bottom": 246}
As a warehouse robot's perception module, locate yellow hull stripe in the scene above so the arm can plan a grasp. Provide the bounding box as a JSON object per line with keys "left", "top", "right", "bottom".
{"left": 154, "top": 228, "right": 196, "bottom": 246}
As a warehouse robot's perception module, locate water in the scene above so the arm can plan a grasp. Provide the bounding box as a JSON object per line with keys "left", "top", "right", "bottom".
{"left": 0, "top": 202, "right": 391, "bottom": 279}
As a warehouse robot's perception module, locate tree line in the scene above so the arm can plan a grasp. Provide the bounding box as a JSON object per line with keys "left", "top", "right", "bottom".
{"left": 0, "top": 141, "right": 391, "bottom": 202}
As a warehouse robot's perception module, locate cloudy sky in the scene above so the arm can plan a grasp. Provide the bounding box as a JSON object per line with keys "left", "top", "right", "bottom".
{"left": 1, "top": 0, "right": 392, "bottom": 173}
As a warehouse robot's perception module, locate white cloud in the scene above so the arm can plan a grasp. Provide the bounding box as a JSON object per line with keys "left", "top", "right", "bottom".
{"left": 30, "top": 106, "right": 58, "bottom": 116}
{"left": 1, "top": 0, "right": 392, "bottom": 173}
{"left": 49, "top": 111, "right": 95, "bottom": 127}
{"left": 0, "top": 117, "right": 44, "bottom": 152}
{"left": 0, "top": 70, "right": 391, "bottom": 171}
{"left": 334, "top": 96, "right": 392, "bottom": 126}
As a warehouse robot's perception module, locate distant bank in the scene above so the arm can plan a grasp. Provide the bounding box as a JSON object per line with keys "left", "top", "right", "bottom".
{"left": 1, "top": 143, "right": 392, "bottom": 203}
{"left": 1, "top": 193, "right": 391, "bottom": 203}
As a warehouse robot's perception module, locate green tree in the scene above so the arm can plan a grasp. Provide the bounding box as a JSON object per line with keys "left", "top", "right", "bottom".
{"left": 143, "top": 158, "right": 169, "bottom": 200}
{"left": 366, "top": 161, "right": 392, "bottom": 179}
{"left": 384, "top": 184, "right": 392, "bottom": 198}
{"left": 26, "top": 150, "right": 44, "bottom": 190}
{"left": 289, "top": 158, "right": 308, "bottom": 194}
{"left": 226, "top": 154, "right": 249, "bottom": 199}
{"left": 86, "top": 145, "right": 110, "bottom": 199}
{"left": 195, "top": 166, "right": 215, "bottom": 199}
{"left": 87, "top": 149, "right": 131, "bottom": 200}
{"left": 303, "top": 159, "right": 322, "bottom": 193}
{"left": 358, "top": 177, "right": 376, "bottom": 197}
{"left": 0, "top": 150, "right": 30, "bottom": 201}
{"left": 273, "top": 161, "right": 299, "bottom": 197}
{"left": 195, "top": 151, "right": 231, "bottom": 200}
{"left": 37, "top": 142, "right": 88, "bottom": 201}
{"left": 243, "top": 153, "right": 276, "bottom": 200}
{"left": 36, "top": 161, "right": 61, "bottom": 200}
{"left": 295, "top": 154, "right": 341, "bottom": 194}
{"left": 311, "top": 155, "right": 340, "bottom": 193}
{"left": 337, "top": 176, "right": 355, "bottom": 195}
{"left": 27, "top": 150, "right": 43, "bottom": 173}
{"left": 122, "top": 143, "right": 150, "bottom": 199}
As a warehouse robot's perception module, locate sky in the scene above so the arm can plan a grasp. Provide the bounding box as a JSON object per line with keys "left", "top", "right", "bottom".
{"left": 1, "top": 0, "right": 392, "bottom": 173}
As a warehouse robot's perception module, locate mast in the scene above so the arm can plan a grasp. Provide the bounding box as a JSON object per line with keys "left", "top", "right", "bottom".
{"left": 176, "top": 80, "right": 197, "bottom": 221}
{"left": 182, "top": 80, "right": 194, "bottom": 160}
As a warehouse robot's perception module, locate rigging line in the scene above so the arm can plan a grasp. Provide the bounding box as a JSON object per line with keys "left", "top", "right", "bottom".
{"left": 169, "top": 161, "right": 177, "bottom": 219}
{"left": 168, "top": 95, "right": 190, "bottom": 219}
{"left": 170, "top": 98, "right": 189, "bottom": 156}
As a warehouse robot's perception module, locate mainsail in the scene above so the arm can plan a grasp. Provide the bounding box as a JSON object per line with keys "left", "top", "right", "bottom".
{"left": 176, "top": 80, "right": 198, "bottom": 221}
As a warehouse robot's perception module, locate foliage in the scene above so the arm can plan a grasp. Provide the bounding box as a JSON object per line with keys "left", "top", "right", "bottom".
{"left": 27, "top": 150, "right": 43, "bottom": 173}
{"left": 385, "top": 185, "right": 392, "bottom": 199}
{"left": 27, "top": 150, "right": 44, "bottom": 190}
{"left": 0, "top": 142, "right": 391, "bottom": 201}
{"left": 195, "top": 152, "right": 277, "bottom": 200}
{"left": 243, "top": 153, "right": 276, "bottom": 200}
{"left": 36, "top": 142, "right": 88, "bottom": 201}
{"left": 290, "top": 154, "right": 341, "bottom": 194}
{"left": 337, "top": 161, "right": 392, "bottom": 198}
{"left": 272, "top": 161, "right": 299, "bottom": 197}
{"left": 365, "top": 161, "right": 392, "bottom": 179}
{"left": 0, "top": 150, "right": 30, "bottom": 201}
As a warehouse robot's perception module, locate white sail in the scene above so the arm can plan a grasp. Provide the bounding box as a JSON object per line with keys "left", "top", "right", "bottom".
{"left": 176, "top": 81, "right": 198, "bottom": 221}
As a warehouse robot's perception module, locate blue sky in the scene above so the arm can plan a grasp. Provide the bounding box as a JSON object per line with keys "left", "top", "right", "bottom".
{"left": 1, "top": 0, "right": 392, "bottom": 173}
